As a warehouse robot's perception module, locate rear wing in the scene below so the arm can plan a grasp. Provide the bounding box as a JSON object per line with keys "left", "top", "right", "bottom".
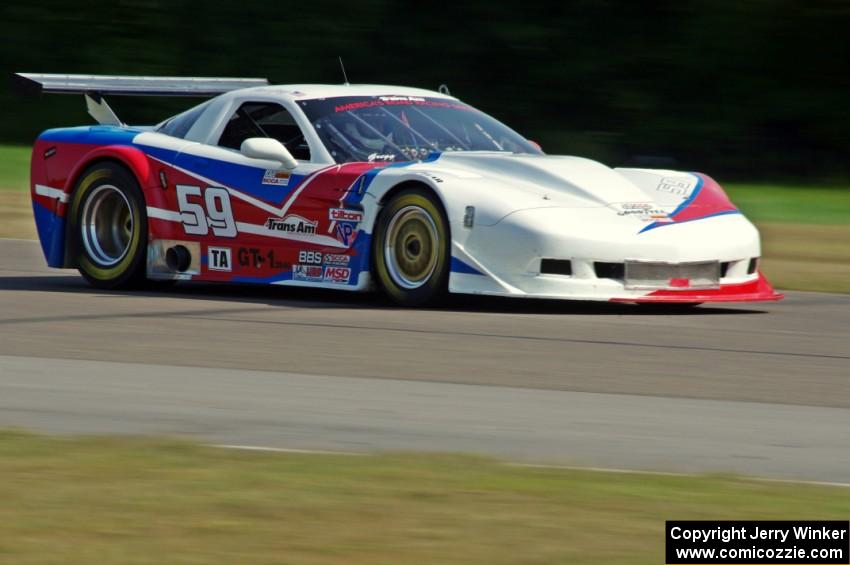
{"left": 12, "top": 72, "right": 270, "bottom": 125}
{"left": 12, "top": 73, "right": 269, "bottom": 97}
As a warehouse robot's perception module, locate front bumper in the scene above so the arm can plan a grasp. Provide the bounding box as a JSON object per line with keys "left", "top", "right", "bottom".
{"left": 448, "top": 207, "right": 783, "bottom": 303}
{"left": 610, "top": 271, "right": 782, "bottom": 303}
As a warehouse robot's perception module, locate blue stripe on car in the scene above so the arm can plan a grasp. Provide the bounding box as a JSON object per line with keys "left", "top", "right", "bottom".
{"left": 32, "top": 201, "right": 66, "bottom": 267}
{"left": 450, "top": 257, "right": 484, "bottom": 276}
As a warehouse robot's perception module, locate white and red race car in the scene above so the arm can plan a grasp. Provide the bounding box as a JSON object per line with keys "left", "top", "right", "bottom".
{"left": 17, "top": 73, "right": 782, "bottom": 305}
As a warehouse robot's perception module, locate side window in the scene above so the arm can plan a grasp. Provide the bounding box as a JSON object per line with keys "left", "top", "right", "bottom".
{"left": 218, "top": 102, "right": 311, "bottom": 161}
{"left": 157, "top": 101, "right": 210, "bottom": 139}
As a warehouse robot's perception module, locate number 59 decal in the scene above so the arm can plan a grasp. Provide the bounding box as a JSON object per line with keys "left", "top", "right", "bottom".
{"left": 176, "top": 185, "right": 237, "bottom": 237}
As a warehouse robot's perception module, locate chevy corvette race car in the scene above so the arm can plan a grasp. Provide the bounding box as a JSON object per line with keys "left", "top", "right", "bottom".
{"left": 16, "top": 73, "right": 782, "bottom": 306}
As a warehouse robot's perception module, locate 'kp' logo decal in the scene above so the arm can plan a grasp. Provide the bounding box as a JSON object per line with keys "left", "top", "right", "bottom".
{"left": 335, "top": 222, "right": 357, "bottom": 247}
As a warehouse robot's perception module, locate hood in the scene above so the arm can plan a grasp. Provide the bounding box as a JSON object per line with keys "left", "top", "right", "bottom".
{"left": 428, "top": 152, "right": 651, "bottom": 208}
{"left": 410, "top": 152, "right": 737, "bottom": 231}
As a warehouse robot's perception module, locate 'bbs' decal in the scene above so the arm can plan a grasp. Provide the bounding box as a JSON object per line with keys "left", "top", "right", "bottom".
{"left": 298, "top": 250, "right": 323, "bottom": 265}
{"left": 176, "top": 185, "right": 236, "bottom": 237}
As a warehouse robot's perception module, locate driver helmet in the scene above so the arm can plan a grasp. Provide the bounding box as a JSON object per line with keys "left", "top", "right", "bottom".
{"left": 343, "top": 118, "right": 391, "bottom": 150}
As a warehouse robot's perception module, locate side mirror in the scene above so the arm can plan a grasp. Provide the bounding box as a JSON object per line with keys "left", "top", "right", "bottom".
{"left": 240, "top": 137, "right": 298, "bottom": 170}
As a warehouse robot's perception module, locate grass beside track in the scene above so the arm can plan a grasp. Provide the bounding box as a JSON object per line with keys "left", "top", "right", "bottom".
{"left": 726, "top": 183, "right": 850, "bottom": 225}
{"left": 0, "top": 145, "right": 31, "bottom": 192}
{"left": 1, "top": 144, "right": 848, "bottom": 292}
{"left": 1, "top": 431, "right": 849, "bottom": 564}
{"left": 0, "top": 191, "right": 37, "bottom": 240}
{"left": 759, "top": 223, "right": 850, "bottom": 294}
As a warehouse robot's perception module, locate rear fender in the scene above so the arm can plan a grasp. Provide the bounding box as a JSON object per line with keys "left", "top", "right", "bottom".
{"left": 33, "top": 142, "right": 162, "bottom": 268}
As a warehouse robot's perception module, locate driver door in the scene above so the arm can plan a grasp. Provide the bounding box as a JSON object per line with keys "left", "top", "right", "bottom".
{"left": 171, "top": 101, "right": 341, "bottom": 281}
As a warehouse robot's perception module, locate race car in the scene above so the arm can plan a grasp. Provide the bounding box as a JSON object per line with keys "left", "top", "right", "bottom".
{"left": 16, "top": 73, "right": 782, "bottom": 306}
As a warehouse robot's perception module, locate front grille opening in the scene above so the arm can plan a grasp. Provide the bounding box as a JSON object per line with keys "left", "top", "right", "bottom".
{"left": 540, "top": 258, "right": 572, "bottom": 276}
{"left": 594, "top": 262, "right": 625, "bottom": 279}
{"left": 747, "top": 257, "right": 759, "bottom": 274}
{"left": 720, "top": 261, "right": 732, "bottom": 278}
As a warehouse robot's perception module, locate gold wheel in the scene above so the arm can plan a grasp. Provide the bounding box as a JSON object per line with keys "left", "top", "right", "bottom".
{"left": 373, "top": 189, "right": 449, "bottom": 306}
{"left": 80, "top": 184, "right": 134, "bottom": 267}
{"left": 384, "top": 205, "right": 439, "bottom": 290}
{"left": 70, "top": 163, "right": 147, "bottom": 289}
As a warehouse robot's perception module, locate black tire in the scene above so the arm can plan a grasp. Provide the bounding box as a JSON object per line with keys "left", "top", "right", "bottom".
{"left": 372, "top": 188, "right": 450, "bottom": 306}
{"left": 68, "top": 163, "right": 148, "bottom": 289}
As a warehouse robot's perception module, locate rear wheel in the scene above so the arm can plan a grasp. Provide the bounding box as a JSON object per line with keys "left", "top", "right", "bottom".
{"left": 373, "top": 188, "right": 450, "bottom": 306}
{"left": 68, "top": 163, "right": 148, "bottom": 289}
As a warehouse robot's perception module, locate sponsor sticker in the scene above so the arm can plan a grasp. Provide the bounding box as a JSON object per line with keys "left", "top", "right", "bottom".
{"left": 323, "top": 253, "right": 350, "bottom": 266}
{"left": 329, "top": 208, "right": 364, "bottom": 223}
{"left": 334, "top": 99, "right": 471, "bottom": 113}
{"left": 262, "top": 169, "right": 291, "bottom": 186}
{"left": 323, "top": 266, "right": 351, "bottom": 284}
{"left": 265, "top": 215, "right": 317, "bottom": 235}
{"left": 237, "top": 247, "right": 287, "bottom": 269}
{"left": 367, "top": 152, "right": 396, "bottom": 162}
{"left": 657, "top": 177, "right": 695, "bottom": 196}
{"left": 208, "top": 247, "right": 232, "bottom": 271}
{"left": 379, "top": 95, "right": 426, "bottom": 102}
{"left": 298, "top": 250, "right": 323, "bottom": 265}
{"left": 329, "top": 208, "right": 363, "bottom": 246}
{"left": 292, "top": 264, "right": 324, "bottom": 282}
{"left": 335, "top": 222, "right": 358, "bottom": 246}
{"left": 612, "top": 202, "right": 672, "bottom": 222}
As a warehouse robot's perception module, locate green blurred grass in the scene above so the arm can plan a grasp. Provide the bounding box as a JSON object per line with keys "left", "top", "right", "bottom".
{"left": 0, "top": 145, "right": 30, "bottom": 191}
{"left": 1, "top": 431, "right": 849, "bottom": 564}
{"left": 725, "top": 183, "right": 850, "bottom": 225}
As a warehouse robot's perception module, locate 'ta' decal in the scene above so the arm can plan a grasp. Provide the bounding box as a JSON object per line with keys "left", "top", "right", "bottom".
{"left": 208, "top": 247, "right": 232, "bottom": 271}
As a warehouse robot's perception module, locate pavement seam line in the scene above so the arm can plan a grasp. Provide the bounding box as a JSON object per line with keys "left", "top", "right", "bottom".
{"left": 182, "top": 315, "right": 850, "bottom": 361}
{"left": 213, "top": 444, "right": 366, "bottom": 456}
{"left": 209, "top": 443, "right": 850, "bottom": 489}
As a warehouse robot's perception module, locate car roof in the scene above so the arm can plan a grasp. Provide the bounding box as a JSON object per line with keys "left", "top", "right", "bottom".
{"left": 156, "top": 83, "right": 461, "bottom": 159}
{"left": 228, "top": 83, "right": 457, "bottom": 102}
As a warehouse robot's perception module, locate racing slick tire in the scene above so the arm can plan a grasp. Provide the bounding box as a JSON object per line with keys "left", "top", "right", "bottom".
{"left": 373, "top": 188, "right": 450, "bottom": 306}
{"left": 68, "top": 162, "right": 148, "bottom": 289}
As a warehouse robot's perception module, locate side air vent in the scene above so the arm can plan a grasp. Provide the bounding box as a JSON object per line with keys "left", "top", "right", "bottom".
{"left": 594, "top": 262, "right": 625, "bottom": 279}
{"left": 540, "top": 259, "right": 572, "bottom": 276}
{"left": 747, "top": 257, "right": 759, "bottom": 274}
{"left": 720, "top": 261, "right": 732, "bottom": 278}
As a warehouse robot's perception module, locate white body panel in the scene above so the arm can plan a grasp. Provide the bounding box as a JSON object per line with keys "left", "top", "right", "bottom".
{"left": 355, "top": 153, "right": 762, "bottom": 300}
{"left": 136, "top": 83, "right": 774, "bottom": 302}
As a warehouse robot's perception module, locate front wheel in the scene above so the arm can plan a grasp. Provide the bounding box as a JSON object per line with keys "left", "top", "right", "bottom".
{"left": 372, "top": 188, "right": 450, "bottom": 306}
{"left": 68, "top": 163, "right": 148, "bottom": 289}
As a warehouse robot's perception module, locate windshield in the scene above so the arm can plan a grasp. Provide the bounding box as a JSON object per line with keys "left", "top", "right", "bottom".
{"left": 298, "top": 95, "right": 543, "bottom": 163}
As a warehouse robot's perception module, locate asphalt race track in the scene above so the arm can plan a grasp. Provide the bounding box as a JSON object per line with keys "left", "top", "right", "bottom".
{"left": 2, "top": 238, "right": 849, "bottom": 482}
